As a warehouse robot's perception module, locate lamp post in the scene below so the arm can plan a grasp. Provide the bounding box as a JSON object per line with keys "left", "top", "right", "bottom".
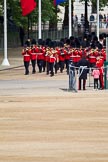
{"left": 97, "top": 0, "right": 99, "bottom": 39}
{"left": 84, "top": 0, "right": 89, "bottom": 35}
{"left": 27, "top": 15, "right": 30, "bottom": 39}
{"left": 1, "top": 0, "right": 10, "bottom": 66}
{"left": 69, "top": 0, "right": 72, "bottom": 37}
{"left": 72, "top": 0, "right": 74, "bottom": 36}
{"left": 38, "top": 0, "right": 42, "bottom": 39}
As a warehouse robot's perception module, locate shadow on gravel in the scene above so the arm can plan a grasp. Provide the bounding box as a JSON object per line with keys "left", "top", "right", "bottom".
{"left": 60, "top": 88, "right": 77, "bottom": 93}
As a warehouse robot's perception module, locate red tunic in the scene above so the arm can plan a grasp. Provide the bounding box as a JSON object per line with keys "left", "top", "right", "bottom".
{"left": 88, "top": 51, "right": 96, "bottom": 63}
{"left": 96, "top": 58, "right": 104, "bottom": 74}
{"left": 31, "top": 53, "right": 36, "bottom": 60}
{"left": 49, "top": 55, "right": 56, "bottom": 63}
{"left": 101, "top": 50, "right": 106, "bottom": 61}
{"left": 58, "top": 49, "right": 65, "bottom": 61}
{"left": 88, "top": 55, "right": 96, "bottom": 63}
{"left": 37, "top": 53, "right": 45, "bottom": 60}
{"left": 24, "top": 54, "right": 31, "bottom": 62}
{"left": 71, "top": 55, "right": 81, "bottom": 63}
{"left": 22, "top": 50, "right": 31, "bottom": 62}
{"left": 36, "top": 47, "right": 44, "bottom": 60}
{"left": 45, "top": 54, "right": 50, "bottom": 62}
{"left": 30, "top": 49, "right": 37, "bottom": 60}
{"left": 65, "top": 50, "right": 71, "bottom": 60}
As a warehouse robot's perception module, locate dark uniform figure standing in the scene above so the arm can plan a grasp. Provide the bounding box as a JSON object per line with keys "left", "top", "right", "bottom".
{"left": 77, "top": 54, "right": 90, "bottom": 90}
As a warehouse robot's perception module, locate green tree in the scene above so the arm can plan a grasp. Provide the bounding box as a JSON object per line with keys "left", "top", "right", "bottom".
{"left": 0, "top": 0, "right": 108, "bottom": 30}
{"left": 0, "top": 0, "right": 57, "bottom": 29}
{"left": 80, "top": 0, "right": 108, "bottom": 13}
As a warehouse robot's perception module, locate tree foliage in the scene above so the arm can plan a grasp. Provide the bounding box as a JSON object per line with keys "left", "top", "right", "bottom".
{"left": 0, "top": 0, "right": 108, "bottom": 29}
{"left": 0, "top": 0, "right": 57, "bottom": 29}
{"left": 80, "top": 0, "right": 108, "bottom": 12}
{"left": 91, "top": 0, "right": 108, "bottom": 9}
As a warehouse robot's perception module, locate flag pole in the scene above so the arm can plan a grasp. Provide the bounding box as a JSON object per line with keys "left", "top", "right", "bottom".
{"left": 69, "top": 0, "right": 72, "bottom": 37}
{"left": 97, "top": 0, "right": 99, "bottom": 40}
{"left": 38, "top": 0, "right": 42, "bottom": 39}
{"left": 1, "top": 0, "right": 10, "bottom": 66}
{"left": 27, "top": 15, "right": 30, "bottom": 39}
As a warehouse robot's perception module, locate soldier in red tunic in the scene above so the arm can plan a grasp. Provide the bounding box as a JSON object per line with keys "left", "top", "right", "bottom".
{"left": 96, "top": 56, "right": 104, "bottom": 89}
{"left": 46, "top": 48, "right": 56, "bottom": 77}
{"left": 22, "top": 47, "right": 31, "bottom": 75}
{"left": 45, "top": 47, "right": 50, "bottom": 75}
{"left": 30, "top": 45, "right": 37, "bottom": 74}
{"left": 64, "top": 46, "right": 71, "bottom": 74}
{"left": 53, "top": 48, "right": 59, "bottom": 74}
{"left": 101, "top": 48, "right": 106, "bottom": 62}
{"left": 88, "top": 49, "right": 96, "bottom": 68}
{"left": 36, "top": 46, "right": 45, "bottom": 73}
{"left": 58, "top": 47, "right": 65, "bottom": 73}
{"left": 49, "top": 50, "right": 56, "bottom": 77}
{"left": 71, "top": 48, "right": 81, "bottom": 67}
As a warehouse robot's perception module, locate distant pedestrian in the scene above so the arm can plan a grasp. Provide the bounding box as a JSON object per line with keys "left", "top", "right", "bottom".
{"left": 90, "top": 14, "right": 95, "bottom": 22}
{"left": 89, "top": 14, "right": 95, "bottom": 28}
{"left": 103, "top": 14, "right": 106, "bottom": 28}
{"left": 106, "top": 14, "right": 108, "bottom": 28}
{"left": 81, "top": 14, "right": 85, "bottom": 27}
{"left": 99, "top": 13, "right": 103, "bottom": 28}
{"left": 92, "top": 66, "right": 100, "bottom": 90}
{"left": 73, "top": 15, "right": 78, "bottom": 27}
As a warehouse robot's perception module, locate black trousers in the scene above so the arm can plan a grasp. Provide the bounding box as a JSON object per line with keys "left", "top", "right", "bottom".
{"left": 65, "top": 59, "right": 70, "bottom": 74}
{"left": 46, "top": 61, "right": 50, "bottom": 74}
{"left": 31, "top": 60, "right": 36, "bottom": 73}
{"left": 59, "top": 61, "right": 64, "bottom": 73}
{"left": 94, "top": 78, "right": 99, "bottom": 89}
{"left": 79, "top": 79, "right": 86, "bottom": 90}
{"left": 37, "top": 60, "right": 44, "bottom": 73}
{"left": 49, "top": 62, "right": 54, "bottom": 76}
{"left": 24, "top": 61, "right": 30, "bottom": 75}
{"left": 54, "top": 62, "right": 59, "bottom": 74}
{"left": 43, "top": 60, "right": 46, "bottom": 72}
